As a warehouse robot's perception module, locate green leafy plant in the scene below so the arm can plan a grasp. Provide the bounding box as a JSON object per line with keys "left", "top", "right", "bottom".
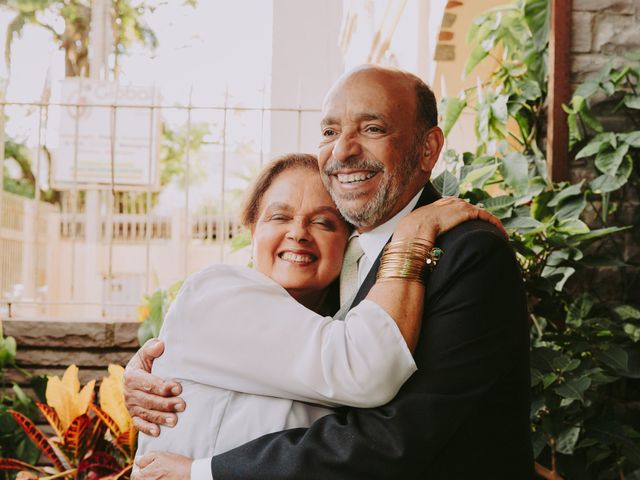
{"left": 0, "top": 364, "right": 136, "bottom": 479}
{"left": 438, "top": 1, "right": 639, "bottom": 478}
{"left": 137, "top": 280, "right": 183, "bottom": 346}
{"left": 0, "top": 321, "right": 49, "bottom": 480}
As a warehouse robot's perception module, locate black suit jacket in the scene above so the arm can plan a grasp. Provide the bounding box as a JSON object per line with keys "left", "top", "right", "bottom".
{"left": 211, "top": 184, "right": 534, "bottom": 479}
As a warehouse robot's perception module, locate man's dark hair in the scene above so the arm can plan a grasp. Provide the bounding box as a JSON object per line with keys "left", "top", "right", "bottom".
{"left": 415, "top": 78, "right": 438, "bottom": 134}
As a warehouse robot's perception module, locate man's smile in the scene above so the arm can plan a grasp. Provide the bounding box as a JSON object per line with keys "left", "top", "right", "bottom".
{"left": 336, "top": 171, "right": 378, "bottom": 184}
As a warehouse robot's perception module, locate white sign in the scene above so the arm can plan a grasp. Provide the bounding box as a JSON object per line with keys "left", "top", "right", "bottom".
{"left": 53, "top": 79, "right": 162, "bottom": 190}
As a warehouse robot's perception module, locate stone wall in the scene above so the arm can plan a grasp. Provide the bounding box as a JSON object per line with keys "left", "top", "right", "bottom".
{"left": 3, "top": 320, "right": 139, "bottom": 394}
{"left": 569, "top": 0, "right": 640, "bottom": 300}
{"left": 571, "top": 0, "right": 640, "bottom": 84}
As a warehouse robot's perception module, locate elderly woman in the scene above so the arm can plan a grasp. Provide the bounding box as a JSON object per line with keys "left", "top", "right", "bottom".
{"left": 134, "top": 153, "right": 501, "bottom": 474}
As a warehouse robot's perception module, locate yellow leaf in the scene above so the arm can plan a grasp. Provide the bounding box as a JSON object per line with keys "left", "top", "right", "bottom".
{"left": 46, "top": 365, "right": 95, "bottom": 432}
{"left": 137, "top": 305, "right": 149, "bottom": 323}
{"left": 99, "top": 364, "right": 131, "bottom": 433}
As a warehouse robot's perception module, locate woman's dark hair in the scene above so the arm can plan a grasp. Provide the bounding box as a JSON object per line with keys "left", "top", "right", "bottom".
{"left": 240, "top": 153, "right": 320, "bottom": 228}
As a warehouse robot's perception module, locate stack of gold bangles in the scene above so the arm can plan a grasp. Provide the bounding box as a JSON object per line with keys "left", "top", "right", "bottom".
{"left": 376, "top": 238, "right": 443, "bottom": 285}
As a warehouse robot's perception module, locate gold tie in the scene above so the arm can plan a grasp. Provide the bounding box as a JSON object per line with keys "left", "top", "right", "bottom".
{"left": 340, "top": 234, "right": 364, "bottom": 306}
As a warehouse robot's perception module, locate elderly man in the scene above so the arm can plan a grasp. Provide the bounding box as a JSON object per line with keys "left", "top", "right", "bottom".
{"left": 128, "top": 65, "right": 533, "bottom": 479}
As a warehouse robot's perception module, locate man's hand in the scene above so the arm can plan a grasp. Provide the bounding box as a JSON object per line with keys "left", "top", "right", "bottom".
{"left": 124, "top": 339, "right": 186, "bottom": 436}
{"left": 134, "top": 452, "right": 192, "bottom": 480}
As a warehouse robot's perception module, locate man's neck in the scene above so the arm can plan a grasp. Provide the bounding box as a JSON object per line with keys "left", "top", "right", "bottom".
{"left": 356, "top": 184, "right": 426, "bottom": 234}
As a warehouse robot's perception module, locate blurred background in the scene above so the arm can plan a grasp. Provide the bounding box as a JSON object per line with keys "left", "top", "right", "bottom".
{"left": 0, "top": 0, "right": 500, "bottom": 322}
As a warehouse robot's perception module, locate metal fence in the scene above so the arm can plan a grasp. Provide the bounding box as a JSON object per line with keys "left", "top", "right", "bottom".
{"left": 0, "top": 96, "right": 321, "bottom": 321}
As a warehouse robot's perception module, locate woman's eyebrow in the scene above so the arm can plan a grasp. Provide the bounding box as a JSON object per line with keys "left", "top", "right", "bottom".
{"left": 312, "top": 206, "right": 341, "bottom": 216}
{"left": 264, "top": 202, "right": 292, "bottom": 212}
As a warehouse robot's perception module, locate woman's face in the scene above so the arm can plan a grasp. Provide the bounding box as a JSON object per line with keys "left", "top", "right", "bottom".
{"left": 251, "top": 167, "right": 349, "bottom": 304}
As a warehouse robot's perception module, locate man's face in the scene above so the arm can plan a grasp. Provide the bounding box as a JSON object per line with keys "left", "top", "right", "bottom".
{"left": 318, "top": 70, "right": 424, "bottom": 231}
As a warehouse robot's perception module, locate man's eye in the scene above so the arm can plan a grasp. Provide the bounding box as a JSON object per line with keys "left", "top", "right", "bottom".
{"left": 322, "top": 128, "right": 337, "bottom": 137}
{"left": 365, "top": 125, "right": 384, "bottom": 133}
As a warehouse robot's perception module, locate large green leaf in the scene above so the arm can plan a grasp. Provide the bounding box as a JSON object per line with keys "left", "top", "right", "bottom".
{"left": 566, "top": 293, "right": 594, "bottom": 327}
{"left": 442, "top": 95, "right": 467, "bottom": 137}
{"left": 557, "top": 218, "right": 589, "bottom": 235}
{"left": 590, "top": 174, "right": 628, "bottom": 193}
{"left": 460, "top": 163, "right": 498, "bottom": 190}
{"left": 504, "top": 216, "right": 542, "bottom": 231}
{"left": 624, "top": 94, "right": 640, "bottom": 109}
{"left": 620, "top": 130, "right": 640, "bottom": 147}
{"left": 432, "top": 170, "right": 459, "bottom": 197}
{"left": 598, "top": 345, "right": 629, "bottom": 373}
{"left": 556, "top": 426, "right": 581, "bottom": 455}
{"left": 575, "top": 132, "right": 616, "bottom": 159}
{"left": 554, "top": 376, "right": 591, "bottom": 403}
{"left": 548, "top": 180, "right": 584, "bottom": 207}
{"left": 524, "top": 0, "right": 550, "bottom": 52}
{"left": 595, "top": 143, "right": 629, "bottom": 175}
{"left": 615, "top": 305, "right": 640, "bottom": 320}
{"left": 570, "top": 226, "right": 631, "bottom": 243}
{"left": 555, "top": 194, "right": 587, "bottom": 220}
{"left": 464, "top": 45, "right": 489, "bottom": 77}
{"left": 501, "top": 152, "right": 529, "bottom": 195}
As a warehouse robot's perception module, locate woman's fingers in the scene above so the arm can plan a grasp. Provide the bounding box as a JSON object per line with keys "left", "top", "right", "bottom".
{"left": 393, "top": 196, "right": 509, "bottom": 241}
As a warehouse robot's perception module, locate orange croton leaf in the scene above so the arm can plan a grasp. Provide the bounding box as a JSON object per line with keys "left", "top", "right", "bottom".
{"left": 46, "top": 365, "right": 96, "bottom": 433}
{"left": 62, "top": 414, "right": 92, "bottom": 461}
{"left": 0, "top": 458, "right": 46, "bottom": 473}
{"left": 115, "top": 428, "right": 138, "bottom": 460}
{"left": 99, "top": 364, "right": 132, "bottom": 434}
{"left": 8, "top": 410, "right": 65, "bottom": 471}
{"left": 36, "top": 402, "right": 65, "bottom": 438}
{"left": 89, "top": 403, "right": 121, "bottom": 437}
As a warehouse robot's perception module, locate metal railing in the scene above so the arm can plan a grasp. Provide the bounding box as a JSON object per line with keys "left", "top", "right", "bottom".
{"left": 0, "top": 95, "right": 321, "bottom": 321}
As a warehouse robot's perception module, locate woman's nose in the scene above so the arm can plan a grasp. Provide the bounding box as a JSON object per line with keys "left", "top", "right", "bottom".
{"left": 286, "top": 219, "right": 311, "bottom": 242}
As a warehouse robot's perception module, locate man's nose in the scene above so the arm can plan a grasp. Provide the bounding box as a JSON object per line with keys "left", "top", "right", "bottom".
{"left": 331, "top": 131, "right": 362, "bottom": 163}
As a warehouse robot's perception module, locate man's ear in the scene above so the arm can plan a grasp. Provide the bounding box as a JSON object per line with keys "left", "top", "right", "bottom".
{"left": 418, "top": 127, "right": 444, "bottom": 175}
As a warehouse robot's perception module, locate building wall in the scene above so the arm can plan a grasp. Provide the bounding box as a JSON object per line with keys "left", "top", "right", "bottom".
{"left": 269, "top": 0, "right": 344, "bottom": 156}
{"left": 570, "top": 0, "right": 640, "bottom": 297}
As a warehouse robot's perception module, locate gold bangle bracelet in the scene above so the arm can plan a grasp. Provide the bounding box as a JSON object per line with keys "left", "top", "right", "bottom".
{"left": 376, "top": 241, "right": 444, "bottom": 284}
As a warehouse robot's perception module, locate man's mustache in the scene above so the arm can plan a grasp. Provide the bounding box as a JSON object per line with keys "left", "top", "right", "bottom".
{"left": 322, "top": 158, "right": 385, "bottom": 176}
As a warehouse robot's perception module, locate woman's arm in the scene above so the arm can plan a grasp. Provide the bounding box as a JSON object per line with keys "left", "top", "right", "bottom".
{"left": 366, "top": 196, "right": 506, "bottom": 351}
{"left": 152, "top": 198, "right": 502, "bottom": 408}
{"left": 154, "top": 266, "right": 415, "bottom": 409}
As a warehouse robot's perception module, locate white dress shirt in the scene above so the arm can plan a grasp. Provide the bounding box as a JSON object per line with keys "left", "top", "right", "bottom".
{"left": 133, "top": 265, "right": 417, "bottom": 479}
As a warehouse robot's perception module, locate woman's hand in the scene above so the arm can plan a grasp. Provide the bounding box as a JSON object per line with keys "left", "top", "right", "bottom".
{"left": 392, "top": 197, "right": 507, "bottom": 243}
{"left": 134, "top": 452, "right": 192, "bottom": 480}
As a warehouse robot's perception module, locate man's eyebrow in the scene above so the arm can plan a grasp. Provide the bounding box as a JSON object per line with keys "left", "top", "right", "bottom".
{"left": 320, "top": 113, "right": 389, "bottom": 127}
{"left": 356, "top": 112, "right": 389, "bottom": 124}
{"left": 320, "top": 116, "right": 337, "bottom": 128}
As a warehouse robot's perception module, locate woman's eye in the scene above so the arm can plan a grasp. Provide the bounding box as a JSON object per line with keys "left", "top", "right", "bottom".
{"left": 322, "top": 128, "right": 337, "bottom": 137}
{"left": 269, "top": 214, "right": 289, "bottom": 221}
{"left": 312, "top": 218, "right": 335, "bottom": 229}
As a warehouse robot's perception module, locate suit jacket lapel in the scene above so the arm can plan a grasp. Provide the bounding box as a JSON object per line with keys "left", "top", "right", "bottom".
{"left": 349, "top": 183, "right": 441, "bottom": 310}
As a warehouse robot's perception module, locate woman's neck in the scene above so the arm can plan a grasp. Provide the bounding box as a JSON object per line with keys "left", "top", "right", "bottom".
{"left": 288, "top": 289, "right": 328, "bottom": 314}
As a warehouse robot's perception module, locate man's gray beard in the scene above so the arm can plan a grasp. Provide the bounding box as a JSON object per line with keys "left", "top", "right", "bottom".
{"left": 322, "top": 151, "right": 420, "bottom": 229}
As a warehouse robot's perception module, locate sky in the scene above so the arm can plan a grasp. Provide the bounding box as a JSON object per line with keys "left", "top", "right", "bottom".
{"left": 0, "top": 0, "right": 275, "bottom": 209}
{"left": 0, "top": 0, "right": 273, "bottom": 106}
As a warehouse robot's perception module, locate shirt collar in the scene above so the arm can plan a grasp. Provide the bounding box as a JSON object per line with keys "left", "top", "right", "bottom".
{"left": 358, "top": 188, "right": 424, "bottom": 264}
